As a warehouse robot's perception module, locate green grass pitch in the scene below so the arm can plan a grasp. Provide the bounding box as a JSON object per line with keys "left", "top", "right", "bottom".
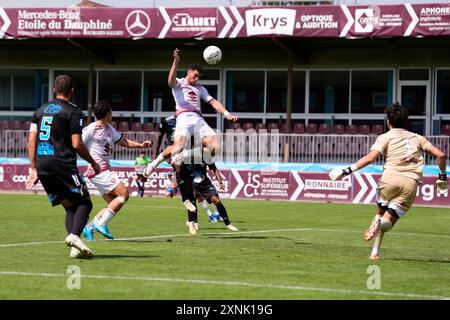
{"left": 0, "top": 194, "right": 449, "bottom": 300}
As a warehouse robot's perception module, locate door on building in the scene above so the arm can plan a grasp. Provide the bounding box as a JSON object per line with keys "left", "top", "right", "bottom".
{"left": 398, "top": 82, "right": 430, "bottom": 135}
{"left": 397, "top": 69, "right": 430, "bottom": 135}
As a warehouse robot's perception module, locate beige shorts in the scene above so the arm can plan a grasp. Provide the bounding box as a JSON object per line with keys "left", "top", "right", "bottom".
{"left": 376, "top": 173, "right": 419, "bottom": 218}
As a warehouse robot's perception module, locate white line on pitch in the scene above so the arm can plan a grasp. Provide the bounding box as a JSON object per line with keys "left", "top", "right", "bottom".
{"left": 1, "top": 227, "right": 450, "bottom": 248}
{"left": 0, "top": 270, "right": 448, "bottom": 300}
{"left": 0, "top": 228, "right": 313, "bottom": 248}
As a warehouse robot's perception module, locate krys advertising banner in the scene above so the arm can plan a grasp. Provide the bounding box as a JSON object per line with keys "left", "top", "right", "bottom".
{"left": 1, "top": 4, "right": 450, "bottom": 39}
{"left": 1, "top": 164, "right": 448, "bottom": 207}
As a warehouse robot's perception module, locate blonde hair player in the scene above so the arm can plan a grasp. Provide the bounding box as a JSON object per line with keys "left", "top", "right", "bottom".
{"left": 329, "top": 102, "right": 447, "bottom": 260}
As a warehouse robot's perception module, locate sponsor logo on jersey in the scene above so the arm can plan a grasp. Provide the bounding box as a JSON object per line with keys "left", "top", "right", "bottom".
{"left": 44, "top": 104, "right": 62, "bottom": 114}
{"left": 37, "top": 142, "right": 54, "bottom": 156}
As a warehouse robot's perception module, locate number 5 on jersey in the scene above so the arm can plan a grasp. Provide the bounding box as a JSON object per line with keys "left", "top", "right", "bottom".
{"left": 40, "top": 116, "right": 53, "bottom": 141}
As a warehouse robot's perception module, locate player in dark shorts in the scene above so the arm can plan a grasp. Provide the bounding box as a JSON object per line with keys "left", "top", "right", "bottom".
{"left": 145, "top": 116, "right": 237, "bottom": 235}
{"left": 179, "top": 158, "right": 239, "bottom": 235}
{"left": 26, "top": 75, "right": 100, "bottom": 258}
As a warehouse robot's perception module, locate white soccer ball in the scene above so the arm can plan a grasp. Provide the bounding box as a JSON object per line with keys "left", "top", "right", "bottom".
{"left": 131, "top": 191, "right": 139, "bottom": 197}
{"left": 203, "top": 45, "right": 222, "bottom": 65}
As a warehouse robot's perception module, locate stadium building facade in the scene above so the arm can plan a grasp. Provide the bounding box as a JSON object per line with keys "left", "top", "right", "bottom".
{"left": 0, "top": 3, "right": 450, "bottom": 136}
{"left": 1, "top": 2, "right": 450, "bottom": 206}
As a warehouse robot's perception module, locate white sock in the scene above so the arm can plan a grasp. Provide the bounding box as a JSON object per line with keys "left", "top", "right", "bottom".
{"left": 97, "top": 208, "right": 116, "bottom": 226}
{"left": 371, "top": 231, "right": 384, "bottom": 256}
{"left": 150, "top": 153, "right": 166, "bottom": 168}
{"left": 200, "top": 200, "right": 213, "bottom": 216}
{"left": 371, "top": 246, "right": 379, "bottom": 256}
{"left": 87, "top": 215, "right": 100, "bottom": 230}
{"left": 213, "top": 205, "right": 219, "bottom": 215}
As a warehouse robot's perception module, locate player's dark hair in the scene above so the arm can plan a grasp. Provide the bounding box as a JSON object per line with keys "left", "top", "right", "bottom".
{"left": 385, "top": 102, "right": 408, "bottom": 129}
{"left": 187, "top": 63, "right": 203, "bottom": 74}
{"left": 93, "top": 100, "right": 112, "bottom": 120}
{"left": 54, "top": 75, "right": 74, "bottom": 96}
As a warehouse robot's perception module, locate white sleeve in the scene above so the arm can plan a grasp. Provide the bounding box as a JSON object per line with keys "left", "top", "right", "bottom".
{"left": 172, "top": 78, "right": 183, "bottom": 88}
{"left": 110, "top": 126, "right": 123, "bottom": 143}
{"left": 29, "top": 123, "right": 37, "bottom": 133}
{"left": 82, "top": 124, "right": 94, "bottom": 144}
{"left": 200, "top": 86, "right": 214, "bottom": 103}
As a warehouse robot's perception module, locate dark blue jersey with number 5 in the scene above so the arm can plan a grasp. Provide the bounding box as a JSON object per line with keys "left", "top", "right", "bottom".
{"left": 31, "top": 98, "right": 83, "bottom": 175}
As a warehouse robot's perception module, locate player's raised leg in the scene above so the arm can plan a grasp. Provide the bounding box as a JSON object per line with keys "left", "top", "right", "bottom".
{"left": 144, "top": 145, "right": 174, "bottom": 177}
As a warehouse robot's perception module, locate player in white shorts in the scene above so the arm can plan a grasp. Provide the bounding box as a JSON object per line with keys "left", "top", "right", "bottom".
{"left": 81, "top": 100, "right": 152, "bottom": 241}
{"left": 144, "top": 48, "right": 238, "bottom": 175}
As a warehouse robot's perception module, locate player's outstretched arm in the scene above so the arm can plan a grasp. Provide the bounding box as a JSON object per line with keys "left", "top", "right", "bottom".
{"left": 118, "top": 139, "right": 152, "bottom": 149}
{"left": 213, "top": 168, "right": 225, "bottom": 190}
{"left": 329, "top": 150, "right": 380, "bottom": 181}
{"left": 168, "top": 48, "right": 180, "bottom": 88}
{"left": 425, "top": 144, "right": 448, "bottom": 194}
{"left": 72, "top": 133, "right": 100, "bottom": 173}
{"left": 26, "top": 125, "right": 38, "bottom": 189}
{"left": 209, "top": 99, "right": 238, "bottom": 122}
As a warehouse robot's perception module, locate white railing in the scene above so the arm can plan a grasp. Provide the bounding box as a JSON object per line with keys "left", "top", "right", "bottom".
{"left": 1, "top": 130, "right": 449, "bottom": 165}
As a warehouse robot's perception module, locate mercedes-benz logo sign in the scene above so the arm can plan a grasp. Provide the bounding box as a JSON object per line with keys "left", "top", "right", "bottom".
{"left": 125, "top": 10, "right": 151, "bottom": 37}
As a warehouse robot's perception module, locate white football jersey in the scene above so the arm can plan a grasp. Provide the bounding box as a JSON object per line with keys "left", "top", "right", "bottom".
{"left": 82, "top": 122, "right": 123, "bottom": 177}
{"left": 172, "top": 77, "right": 214, "bottom": 116}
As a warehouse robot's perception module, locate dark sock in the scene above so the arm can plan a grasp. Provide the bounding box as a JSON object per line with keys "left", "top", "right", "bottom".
{"left": 175, "top": 171, "right": 184, "bottom": 186}
{"left": 136, "top": 180, "right": 145, "bottom": 196}
{"left": 215, "top": 202, "right": 230, "bottom": 225}
{"left": 188, "top": 210, "right": 197, "bottom": 223}
{"left": 194, "top": 210, "right": 198, "bottom": 223}
{"left": 71, "top": 200, "right": 93, "bottom": 236}
{"left": 65, "top": 206, "right": 76, "bottom": 235}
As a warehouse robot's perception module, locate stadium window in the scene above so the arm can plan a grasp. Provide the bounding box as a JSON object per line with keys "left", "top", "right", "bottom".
{"left": 436, "top": 70, "right": 450, "bottom": 114}
{"left": 199, "top": 69, "right": 220, "bottom": 80}
{"left": 0, "top": 74, "right": 11, "bottom": 111}
{"left": 203, "top": 115, "right": 217, "bottom": 129}
{"left": 400, "top": 85, "right": 426, "bottom": 116}
{"left": 98, "top": 71, "right": 141, "bottom": 111}
{"left": 54, "top": 70, "right": 89, "bottom": 110}
{"left": 143, "top": 71, "right": 174, "bottom": 112}
{"left": 309, "top": 71, "right": 349, "bottom": 114}
{"left": 0, "top": 69, "right": 49, "bottom": 111}
{"left": 175, "top": 69, "right": 219, "bottom": 81}
{"left": 399, "top": 69, "right": 429, "bottom": 81}
{"left": 266, "top": 71, "right": 306, "bottom": 113}
{"left": 351, "top": 70, "right": 393, "bottom": 114}
{"left": 408, "top": 119, "right": 426, "bottom": 135}
{"left": 226, "top": 70, "right": 264, "bottom": 112}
